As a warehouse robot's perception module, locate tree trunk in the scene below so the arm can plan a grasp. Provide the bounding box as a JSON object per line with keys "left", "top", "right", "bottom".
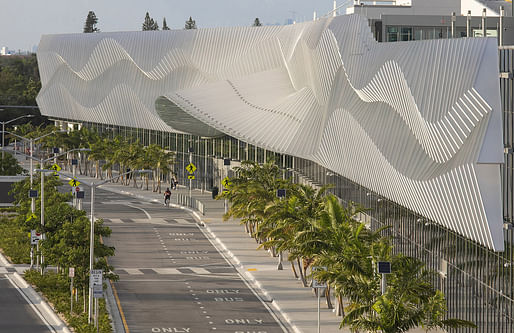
{"left": 325, "top": 285, "right": 333, "bottom": 309}
{"left": 336, "top": 294, "right": 345, "bottom": 317}
{"left": 297, "top": 257, "right": 307, "bottom": 287}
{"left": 290, "top": 260, "right": 299, "bottom": 279}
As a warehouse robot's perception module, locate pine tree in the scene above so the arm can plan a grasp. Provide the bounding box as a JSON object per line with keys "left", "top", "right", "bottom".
{"left": 83, "top": 11, "right": 99, "bottom": 33}
{"left": 253, "top": 18, "right": 262, "bottom": 27}
{"left": 142, "top": 12, "right": 159, "bottom": 31}
{"left": 162, "top": 17, "right": 170, "bottom": 30}
{"left": 185, "top": 16, "right": 197, "bottom": 30}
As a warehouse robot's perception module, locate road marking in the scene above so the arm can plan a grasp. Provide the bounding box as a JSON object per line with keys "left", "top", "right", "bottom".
{"left": 124, "top": 268, "right": 143, "bottom": 275}
{"left": 126, "top": 204, "right": 151, "bottom": 219}
{"left": 109, "top": 218, "right": 124, "bottom": 224}
{"left": 188, "top": 267, "right": 210, "bottom": 274}
{"left": 174, "top": 218, "right": 193, "bottom": 225}
{"left": 152, "top": 268, "right": 181, "bottom": 275}
{"left": 110, "top": 281, "right": 130, "bottom": 333}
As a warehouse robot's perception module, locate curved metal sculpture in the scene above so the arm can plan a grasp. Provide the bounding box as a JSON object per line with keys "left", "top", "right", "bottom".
{"left": 36, "top": 14, "right": 504, "bottom": 250}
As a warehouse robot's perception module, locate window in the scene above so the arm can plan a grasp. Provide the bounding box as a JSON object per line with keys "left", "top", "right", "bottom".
{"left": 387, "top": 26, "right": 398, "bottom": 42}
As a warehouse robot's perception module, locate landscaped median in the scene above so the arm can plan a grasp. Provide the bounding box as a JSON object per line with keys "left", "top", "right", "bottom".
{"left": 0, "top": 165, "right": 118, "bottom": 333}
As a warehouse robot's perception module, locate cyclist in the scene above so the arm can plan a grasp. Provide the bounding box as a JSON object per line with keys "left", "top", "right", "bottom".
{"left": 164, "top": 187, "right": 171, "bottom": 207}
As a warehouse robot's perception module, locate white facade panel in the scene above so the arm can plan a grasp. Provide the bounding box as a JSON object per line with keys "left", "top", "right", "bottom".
{"left": 36, "top": 14, "right": 504, "bottom": 250}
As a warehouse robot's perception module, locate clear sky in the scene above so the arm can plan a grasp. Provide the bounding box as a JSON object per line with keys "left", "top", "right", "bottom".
{"left": 0, "top": 0, "right": 336, "bottom": 52}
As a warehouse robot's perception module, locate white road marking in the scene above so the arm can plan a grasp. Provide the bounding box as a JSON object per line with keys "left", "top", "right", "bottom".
{"left": 152, "top": 268, "right": 181, "bottom": 275}
{"left": 109, "top": 219, "right": 124, "bottom": 224}
{"left": 126, "top": 204, "right": 151, "bottom": 219}
{"left": 188, "top": 267, "right": 210, "bottom": 274}
{"left": 174, "top": 218, "right": 193, "bottom": 225}
{"left": 124, "top": 268, "right": 144, "bottom": 275}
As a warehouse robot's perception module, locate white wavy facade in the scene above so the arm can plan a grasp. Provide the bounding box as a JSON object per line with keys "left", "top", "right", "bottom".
{"left": 36, "top": 15, "right": 504, "bottom": 250}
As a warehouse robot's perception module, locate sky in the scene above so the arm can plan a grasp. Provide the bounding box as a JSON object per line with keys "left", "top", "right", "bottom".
{"left": 0, "top": 0, "right": 336, "bottom": 52}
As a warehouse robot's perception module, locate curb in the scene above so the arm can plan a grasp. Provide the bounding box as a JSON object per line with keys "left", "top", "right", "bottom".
{"left": 0, "top": 252, "right": 70, "bottom": 333}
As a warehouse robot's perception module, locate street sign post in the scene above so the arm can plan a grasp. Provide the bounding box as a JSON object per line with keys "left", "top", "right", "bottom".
{"left": 69, "top": 267, "right": 75, "bottom": 313}
{"left": 188, "top": 175, "right": 195, "bottom": 180}
{"left": 312, "top": 266, "right": 327, "bottom": 333}
{"left": 90, "top": 269, "right": 103, "bottom": 299}
{"left": 28, "top": 190, "right": 38, "bottom": 198}
{"left": 377, "top": 261, "right": 391, "bottom": 295}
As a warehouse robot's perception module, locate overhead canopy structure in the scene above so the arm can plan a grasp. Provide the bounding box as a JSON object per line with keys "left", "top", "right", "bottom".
{"left": 36, "top": 14, "right": 504, "bottom": 250}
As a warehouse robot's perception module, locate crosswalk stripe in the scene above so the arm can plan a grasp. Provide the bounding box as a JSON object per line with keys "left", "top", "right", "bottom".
{"left": 15, "top": 267, "right": 27, "bottom": 273}
{"left": 0, "top": 267, "right": 7, "bottom": 273}
{"left": 188, "top": 267, "right": 210, "bottom": 274}
{"left": 109, "top": 219, "right": 124, "bottom": 224}
{"left": 152, "top": 268, "right": 181, "bottom": 275}
{"left": 174, "top": 218, "right": 192, "bottom": 225}
{"left": 124, "top": 268, "right": 144, "bottom": 275}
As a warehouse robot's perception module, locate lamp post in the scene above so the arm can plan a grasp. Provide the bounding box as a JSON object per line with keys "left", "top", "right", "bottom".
{"left": 50, "top": 168, "right": 151, "bottom": 324}
{"left": 1, "top": 129, "right": 66, "bottom": 213}
{"left": 0, "top": 114, "right": 34, "bottom": 159}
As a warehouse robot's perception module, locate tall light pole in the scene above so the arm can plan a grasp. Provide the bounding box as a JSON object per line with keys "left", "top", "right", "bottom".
{"left": 0, "top": 114, "right": 34, "bottom": 159}
{"left": 2, "top": 129, "right": 66, "bottom": 212}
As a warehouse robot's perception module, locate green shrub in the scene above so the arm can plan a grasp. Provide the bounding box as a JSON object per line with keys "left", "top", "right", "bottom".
{"left": 25, "top": 270, "right": 112, "bottom": 333}
{"left": 0, "top": 216, "right": 30, "bottom": 263}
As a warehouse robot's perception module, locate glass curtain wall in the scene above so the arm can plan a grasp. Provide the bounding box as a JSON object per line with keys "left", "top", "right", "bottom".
{"left": 60, "top": 48, "right": 513, "bottom": 333}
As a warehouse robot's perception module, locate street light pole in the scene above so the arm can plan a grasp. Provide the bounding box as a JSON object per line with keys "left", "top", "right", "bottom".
{"left": 0, "top": 114, "right": 34, "bottom": 159}
{"left": 40, "top": 166, "right": 44, "bottom": 273}
{"left": 88, "top": 183, "right": 95, "bottom": 323}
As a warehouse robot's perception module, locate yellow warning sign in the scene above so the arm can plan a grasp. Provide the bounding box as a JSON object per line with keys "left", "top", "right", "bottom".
{"left": 68, "top": 179, "right": 81, "bottom": 187}
{"left": 26, "top": 212, "right": 37, "bottom": 222}
{"left": 188, "top": 175, "right": 195, "bottom": 180}
{"left": 50, "top": 164, "right": 61, "bottom": 172}
{"left": 222, "top": 177, "right": 231, "bottom": 188}
{"left": 186, "top": 163, "right": 197, "bottom": 174}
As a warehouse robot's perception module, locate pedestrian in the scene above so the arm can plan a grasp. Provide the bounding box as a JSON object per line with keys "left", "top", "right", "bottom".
{"left": 164, "top": 187, "right": 171, "bottom": 206}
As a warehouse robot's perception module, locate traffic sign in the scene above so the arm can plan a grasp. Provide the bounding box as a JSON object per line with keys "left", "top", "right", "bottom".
{"left": 186, "top": 163, "right": 197, "bottom": 174}
{"left": 30, "top": 230, "right": 41, "bottom": 245}
{"left": 28, "top": 189, "right": 38, "bottom": 198}
{"left": 93, "top": 284, "right": 103, "bottom": 298}
{"left": 50, "top": 164, "right": 61, "bottom": 172}
{"left": 76, "top": 191, "right": 85, "bottom": 199}
{"left": 222, "top": 177, "right": 231, "bottom": 188}
{"left": 69, "top": 267, "right": 75, "bottom": 278}
{"left": 90, "top": 269, "right": 103, "bottom": 287}
{"left": 90, "top": 269, "right": 103, "bottom": 298}
{"left": 71, "top": 159, "right": 78, "bottom": 166}
{"left": 68, "top": 179, "right": 81, "bottom": 187}
{"left": 188, "top": 175, "right": 195, "bottom": 180}
{"left": 26, "top": 212, "right": 37, "bottom": 222}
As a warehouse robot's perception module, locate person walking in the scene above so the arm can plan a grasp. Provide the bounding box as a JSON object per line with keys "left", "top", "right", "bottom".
{"left": 164, "top": 187, "right": 171, "bottom": 207}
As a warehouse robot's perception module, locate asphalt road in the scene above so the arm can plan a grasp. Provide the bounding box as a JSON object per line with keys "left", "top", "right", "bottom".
{"left": 80, "top": 185, "right": 287, "bottom": 333}
{"left": 0, "top": 275, "right": 51, "bottom": 332}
